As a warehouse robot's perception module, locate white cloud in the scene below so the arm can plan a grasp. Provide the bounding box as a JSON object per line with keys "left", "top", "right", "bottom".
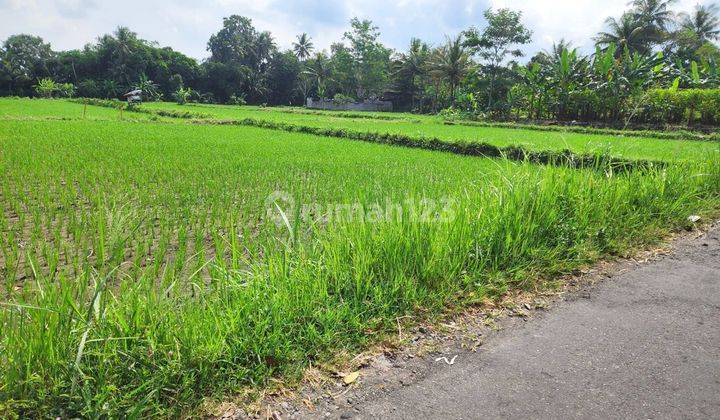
{"left": 489, "top": 0, "right": 704, "bottom": 53}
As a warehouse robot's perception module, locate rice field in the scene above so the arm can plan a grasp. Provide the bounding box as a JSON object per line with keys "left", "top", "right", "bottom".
{"left": 1, "top": 99, "right": 720, "bottom": 417}
{"left": 139, "top": 101, "right": 720, "bottom": 162}
{"left": 0, "top": 98, "right": 164, "bottom": 122}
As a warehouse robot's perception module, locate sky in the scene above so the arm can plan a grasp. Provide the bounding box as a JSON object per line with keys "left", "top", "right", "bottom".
{"left": 0, "top": 0, "right": 710, "bottom": 61}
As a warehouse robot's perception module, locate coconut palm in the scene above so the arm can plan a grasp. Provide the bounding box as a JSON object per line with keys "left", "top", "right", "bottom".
{"left": 135, "top": 74, "right": 161, "bottom": 101}
{"left": 630, "top": 0, "right": 677, "bottom": 32}
{"left": 393, "top": 38, "right": 430, "bottom": 107}
{"left": 405, "top": 38, "right": 430, "bottom": 77}
{"left": 546, "top": 39, "right": 574, "bottom": 61}
{"left": 595, "top": 12, "right": 655, "bottom": 57}
{"left": 304, "top": 52, "right": 332, "bottom": 99}
{"left": 108, "top": 27, "right": 140, "bottom": 85}
{"left": 293, "top": 33, "right": 314, "bottom": 61}
{"left": 680, "top": 3, "right": 720, "bottom": 43}
{"left": 428, "top": 35, "right": 470, "bottom": 100}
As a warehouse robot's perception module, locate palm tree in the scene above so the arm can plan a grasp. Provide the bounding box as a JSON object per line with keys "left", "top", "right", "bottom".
{"left": 547, "top": 39, "right": 574, "bottom": 60}
{"left": 429, "top": 35, "right": 470, "bottom": 101}
{"left": 293, "top": 33, "right": 314, "bottom": 61}
{"left": 595, "top": 12, "right": 654, "bottom": 57}
{"left": 135, "top": 74, "right": 161, "bottom": 101}
{"left": 631, "top": 0, "right": 677, "bottom": 33}
{"left": 305, "top": 52, "right": 332, "bottom": 99}
{"left": 405, "top": 38, "right": 429, "bottom": 77}
{"left": 680, "top": 3, "right": 720, "bottom": 43}
{"left": 111, "top": 27, "right": 138, "bottom": 85}
{"left": 102, "top": 79, "right": 120, "bottom": 99}
{"left": 394, "top": 38, "right": 430, "bottom": 108}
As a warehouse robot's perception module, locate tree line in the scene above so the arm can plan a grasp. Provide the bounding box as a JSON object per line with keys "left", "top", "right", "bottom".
{"left": 1, "top": 1, "right": 719, "bottom": 124}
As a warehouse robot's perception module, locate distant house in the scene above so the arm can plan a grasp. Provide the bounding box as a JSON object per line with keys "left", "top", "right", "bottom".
{"left": 123, "top": 89, "right": 143, "bottom": 104}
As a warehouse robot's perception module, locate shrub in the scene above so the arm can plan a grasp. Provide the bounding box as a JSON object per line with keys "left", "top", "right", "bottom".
{"left": 631, "top": 89, "right": 720, "bottom": 126}
{"left": 173, "top": 87, "right": 194, "bottom": 105}
{"left": 332, "top": 93, "right": 354, "bottom": 105}
{"left": 56, "top": 83, "right": 76, "bottom": 98}
{"left": 34, "top": 78, "right": 58, "bottom": 98}
{"left": 228, "top": 94, "right": 246, "bottom": 106}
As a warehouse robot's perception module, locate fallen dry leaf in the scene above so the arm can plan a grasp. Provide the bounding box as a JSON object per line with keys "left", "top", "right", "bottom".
{"left": 342, "top": 371, "right": 360, "bottom": 385}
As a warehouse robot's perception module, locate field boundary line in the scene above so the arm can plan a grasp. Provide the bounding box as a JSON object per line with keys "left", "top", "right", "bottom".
{"left": 443, "top": 119, "right": 720, "bottom": 142}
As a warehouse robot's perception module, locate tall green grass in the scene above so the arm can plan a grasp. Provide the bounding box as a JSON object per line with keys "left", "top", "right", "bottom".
{"left": 1, "top": 119, "right": 719, "bottom": 417}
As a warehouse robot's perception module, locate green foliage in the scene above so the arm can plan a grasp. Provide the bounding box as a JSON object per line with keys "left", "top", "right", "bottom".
{"left": 428, "top": 35, "right": 471, "bottom": 103}
{"left": 630, "top": 88, "right": 720, "bottom": 125}
{"left": 388, "top": 38, "right": 431, "bottom": 111}
{"left": 292, "top": 33, "right": 314, "bottom": 61}
{"left": 228, "top": 93, "right": 246, "bottom": 106}
{"left": 1, "top": 34, "right": 53, "bottom": 95}
{"left": 34, "top": 78, "right": 58, "bottom": 98}
{"left": 1, "top": 112, "right": 719, "bottom": 417}
{"left": 463, "top": 8, "right": 532, "bottom": 110}
{"left": 332, "top": 93, "right": 354, "bottom": 105}
{"left": 342, "top": 18, "right": 392, "bottom": 100}
{"left": 173, "top": 87, "right": 194, "bottom": 105}
{"left": 56, "top": 82, "right": 75, "bottom": 98}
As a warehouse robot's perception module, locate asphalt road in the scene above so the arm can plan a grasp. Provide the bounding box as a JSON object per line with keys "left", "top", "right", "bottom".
{"left": 349, "top": 226, "right": 720, "bottom": 419}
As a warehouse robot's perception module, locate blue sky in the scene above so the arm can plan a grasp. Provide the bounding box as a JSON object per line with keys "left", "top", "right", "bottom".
{"left": 0, "top": 0, "right": 708, "bottom": 61}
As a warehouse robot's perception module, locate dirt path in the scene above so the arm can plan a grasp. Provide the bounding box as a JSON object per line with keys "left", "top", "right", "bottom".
{"left": 274, "top": 225, "right": 720, "bottom": 419}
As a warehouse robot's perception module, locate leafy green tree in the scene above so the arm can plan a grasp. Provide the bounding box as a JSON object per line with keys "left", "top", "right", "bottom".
{"left": 515, "top": 61, "right": 547, "bottom": 119}
{"left": 1, "top": 34, "right": 53, "bottom": 95}
{"left": 102, "top": 79, "right": 121, "bottom": 99}
{"left": 266, "top": 50, "right": 301, "bottom": 105}
{"left": 97, "top": 27, "right": 146, "bottom": 86}
{"left": 173, "top": 86, "right": 194, "bottom": 104}
{"left": 328, "top": 42, "right": 357, "bottom": 97}
{"left": 549, "top": 48, "right": 587, "bottom": 120}
{"left": 305, "top": 52, "right": 333, "bottom": 99}
{"left": 206, "top": 15, "right": 276, "bottom": 103}
{"left": 207, "top": 16, "right": 275, "bottom": 69}
{"left": 631, "top": 0, "right": 677, "bottom": 34}
{"left": 390, "top": 38, "right": 430, "bottom": 110}
{"left": 463, "top": 8, "right": 532, "bottom": 109}
{"left": 57, "top": 82, "right": 75, "bottom": 98}
{"left": 343, "top": 18, "right": 392, "bottom": 99}
{"left": 135, "top": 74, "right": 161, "bottom": 101}
{"left": 200, "top": 61, "right": 245, "bottom": 103}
